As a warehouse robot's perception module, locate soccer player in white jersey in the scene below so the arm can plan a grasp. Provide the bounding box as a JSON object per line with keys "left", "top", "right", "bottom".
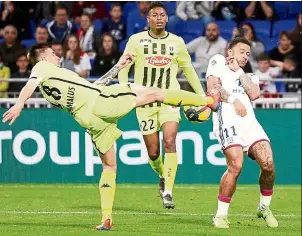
{"left": 206, "top": 37, "right": 278, "bottom": 228}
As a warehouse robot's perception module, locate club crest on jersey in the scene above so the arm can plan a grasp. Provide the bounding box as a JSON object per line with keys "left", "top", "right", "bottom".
{"left": 169, "top": 46, "right": 175, "bottom": 55}
{"left": 146, "top": 56, "right": 172, "bottom": 66}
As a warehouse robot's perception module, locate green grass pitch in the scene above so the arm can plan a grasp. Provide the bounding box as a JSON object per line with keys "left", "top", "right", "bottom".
{"left": 0, "top": 184, "right": 300, "bottom": 236}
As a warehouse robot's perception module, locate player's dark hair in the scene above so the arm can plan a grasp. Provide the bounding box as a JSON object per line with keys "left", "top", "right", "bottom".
{"left": 28, "top": 43, "right": 50, "bottom": 66}
{"left": 228, "top": 37, "right": 251, "bottom": 49}
{"left": 256, "top": 53, "right": 270, "bottom": 62}
{"left": 148, "top": 1, "right": 167, "bottom": 13}
{"left": 111, "top": 2, "right": 121, "bottom": 10}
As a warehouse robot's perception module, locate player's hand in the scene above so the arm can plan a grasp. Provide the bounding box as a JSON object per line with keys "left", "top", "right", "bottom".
{"left": 2, "top": 103, "right": 23, "bottom": 126}
{"left": 117, "top": 53, "right": 136, "bottom": 69}
{"left": 226, "top": 57, "right": 240, "bottom": 72}
{"left": 233, "top": 99, "right": 247, "bottom": 117}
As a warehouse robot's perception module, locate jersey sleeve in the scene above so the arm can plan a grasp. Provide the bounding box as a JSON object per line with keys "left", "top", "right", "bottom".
{"left": 176, "top": 37, "right": 192, "bottom": 68}
{"left": 205, "top": 54, "right": 226, "bottom": 79}
{"left": 29, "top": 63, "right": 44, "bottom": 83}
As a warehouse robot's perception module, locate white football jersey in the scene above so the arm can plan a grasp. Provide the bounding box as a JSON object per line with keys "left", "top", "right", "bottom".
{"left": 206, "top": 54, "right": 260, "bottom": 132}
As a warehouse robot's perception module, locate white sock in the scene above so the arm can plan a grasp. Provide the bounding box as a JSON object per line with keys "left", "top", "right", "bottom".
{"left": 163, "top": 190, "right": 172, "bottom": 197}
{"left": 216, "top": 200, "right": 230, "bottom": 216}
{"left": 261, "top": 194, "right": 272, "bottom": 207}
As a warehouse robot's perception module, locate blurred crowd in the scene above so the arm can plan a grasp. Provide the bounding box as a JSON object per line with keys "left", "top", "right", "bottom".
{"left": 0, "top": 1, "right": 301, "bottom": 99}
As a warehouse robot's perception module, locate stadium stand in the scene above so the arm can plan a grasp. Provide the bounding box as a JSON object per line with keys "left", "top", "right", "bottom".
{"left": 0, "top": 1, "right": 300, "bottom": 108}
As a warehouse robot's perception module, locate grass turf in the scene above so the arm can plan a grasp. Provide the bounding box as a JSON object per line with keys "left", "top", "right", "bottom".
{"left": 0, "top": 184, "right": 300, "bottom": 236}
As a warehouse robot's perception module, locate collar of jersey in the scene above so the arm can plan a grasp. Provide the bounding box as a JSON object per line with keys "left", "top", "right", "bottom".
{"left": 148, "top": 30, "right": 169, "bottom": 40}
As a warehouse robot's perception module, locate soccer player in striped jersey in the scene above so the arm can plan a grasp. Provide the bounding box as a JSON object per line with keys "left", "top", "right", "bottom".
{"left": 118, "top": 2, "right": 206, "bottom": 208}
{"left": 2, "top": 43, "right": 215, "bottom": 230}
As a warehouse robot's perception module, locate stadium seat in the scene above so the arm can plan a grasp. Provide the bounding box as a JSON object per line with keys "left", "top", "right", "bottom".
{"left": 215, "top": 20, "right": 237, "bottom": 41}
{"left": 288, "top": 2, "right": 302, "bottom": 19}
{"left": 164, "top": 1, "right": 176, "bottom": 16}
{"left": 93, "top": 19, "right": 103, "bottom": 33}
{"left": 261, "top": 36, "right": 279, "bottom": 52}
{"left": 119, "top": 38, "right": 128, "bottom": 52}
{"left": 272, "top": 20, "right": 296, "bottom": 38}
{"left": 90, "top": 59, "right": 95, "bottom": 68}
{"left": 274, "top": 1, "right": 289, "bottom": 20}
{"left": 174, "top": 20, "right": 204, "bottom": 38}
{"left": 243, "top": 20, "right": 271, "bottom": 39}
{"left": 22, "top": 39, "right": 36, "bottom": 48}
{"left": 182, "top": 34, "right": 196, "bottom": 44}
{"left": 29, "top": 20, "right": 36, "bottom": 39}
{"left": 123, "top": 2, "right": 137, "bottom": 21}
{"left": 0, "top": 38, "right": 4, "bottom": 44}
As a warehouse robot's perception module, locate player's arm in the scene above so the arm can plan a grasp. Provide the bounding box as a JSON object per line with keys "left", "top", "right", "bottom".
{"left": 228, "top": 58, "right": 260, "bottom": 101}
{"left": 2, "top": 78, "right": 39, "bottom": 125}
{"left": 94, "top": 53, "right": 135, "bottom": 85}
{"left": 206, "top": 55, "right": 247, "bottom": 116}
{"left": 177, "top": 37, "right": 205, "bottom": 96}
{"left": 118, "top": 36, "right": 137, "bottom": 84}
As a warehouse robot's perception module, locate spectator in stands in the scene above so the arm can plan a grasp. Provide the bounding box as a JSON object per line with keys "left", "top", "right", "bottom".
{"left": 72, "top": 1, "right": 107, "bottom": 24}
{"left": 282, "top": 55, "right": 301, "bottom": 93}
{"left": 254, "top": 53, "right": 280, "bottom": 93}
{"left": 270, "top": 31, "right": 297, "bottom": 66}
{"left": 51, "top": 41, "right": 75, "bottom": 72}
{"left": 47, "top": 4, "right": 77, "bottom": 42}
{"left": 127, "top": 1, "right": 149, "bottom": 38}
{"left": 63, "top": 34, "right": 91, "bottom": 78}
{"left": 91, "top": 33, "right": 121, "bottom": 77}
{"left": 244, "top": 1, "right": 274, "bottom": 20}
{"left": 186, "top": 22, "right": 227, "bottom": 75}
{"left": 102, "top": 3, "right": 126, "bottom": 46}
{"left": 0, "top": 1, "right": 31, "bottom": 40}
{"left": 175, "top": 2, "right": 215, "bottom": 25}
{"left": 290, "top": 13, "right": 302, "bottom": 76}
{"left": 35, "top": 26, "right": 49, "bottom": 44}
{"left": 233, "top": 22, "right": 265, "bottom": 71}
{"left": 212, "top": 1, "right": 241, "bottom": 23}
{"left": 9, "top": 53, "right": 30, "bottom": 95}
{"left": 77, "top": 13, "right": 98, "bottom": 59}
{"left": 0, "top": 55, "right": 10, "bottom": 98}
{"left": 0, "top": 25, "right": 26, "bottom": 73}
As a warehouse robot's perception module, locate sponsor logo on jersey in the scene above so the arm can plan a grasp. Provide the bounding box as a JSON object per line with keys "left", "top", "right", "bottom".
{"left": 146, "top": 56, "right": 172, "bottom": 66}
{"left": 140, "top": 39, "right": 152, "bottom": 45}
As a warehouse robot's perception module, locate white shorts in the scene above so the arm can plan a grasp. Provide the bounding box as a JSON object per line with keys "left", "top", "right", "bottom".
{"left": 213, "top": 109, "right": 270, "bottom": 157}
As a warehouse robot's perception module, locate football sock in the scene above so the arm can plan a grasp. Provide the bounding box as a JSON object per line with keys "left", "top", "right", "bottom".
{"left": 99, "top": 170, "right": 116, "bottom": 222}
{"left": 149, "top": 155, "right": 164, "bottom": 178}
{"left": 164, "top": 153, "right": 178, "bottom": 195}
{"left": 260, "top": 189, "right": 273, "bottom": 207}
{"left": 163, "top": 89, "right": 214, "bottom": 107}
{"left": 216, "top": 196, "right": 232, "bottom": 216}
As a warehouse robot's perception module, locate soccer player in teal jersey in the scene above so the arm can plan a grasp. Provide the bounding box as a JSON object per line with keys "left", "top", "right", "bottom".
{"left": 2, "top": 43, "right": 216, "bottom": 230}
{"left": 118, "top": 2, "right": 207, "bottom": 208}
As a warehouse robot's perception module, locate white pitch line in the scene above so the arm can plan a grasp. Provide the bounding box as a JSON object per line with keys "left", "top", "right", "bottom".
{"left": 0, "top": 211, "right": 300, "bottom": 218}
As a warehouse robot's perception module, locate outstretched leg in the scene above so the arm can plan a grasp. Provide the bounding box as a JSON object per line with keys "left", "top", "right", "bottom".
{"left": 129, "top": 84, "right": 214, "bottom": 108}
